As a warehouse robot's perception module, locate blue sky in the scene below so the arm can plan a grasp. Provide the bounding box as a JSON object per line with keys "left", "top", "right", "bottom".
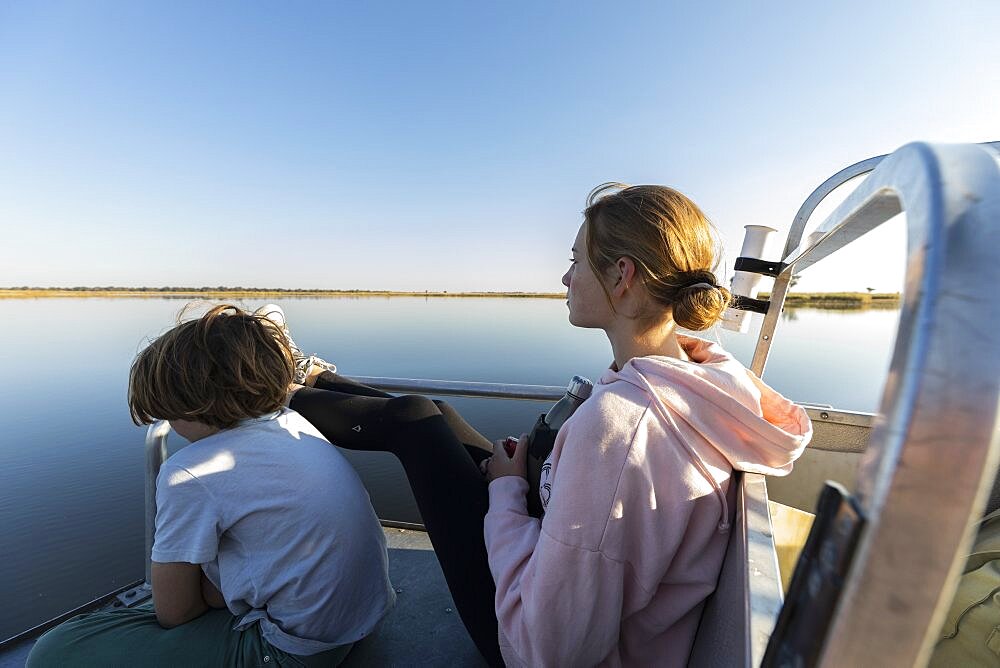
{"left": 1, "top": 1, "right": 997, "bottom": 292}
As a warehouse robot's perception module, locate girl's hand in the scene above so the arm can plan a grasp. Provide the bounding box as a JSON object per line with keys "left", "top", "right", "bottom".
{"left": 483, "top": 434, "right": 528, "bottom": 482}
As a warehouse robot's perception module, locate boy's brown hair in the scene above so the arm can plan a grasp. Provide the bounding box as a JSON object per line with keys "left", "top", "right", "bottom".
{"left": 128, "top": 304, "right": 294, "bottom": 429}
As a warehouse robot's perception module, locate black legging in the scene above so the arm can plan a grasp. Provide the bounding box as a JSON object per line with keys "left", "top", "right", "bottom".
{"left": 289, "top": 372, "right": 503, "bottom": 666}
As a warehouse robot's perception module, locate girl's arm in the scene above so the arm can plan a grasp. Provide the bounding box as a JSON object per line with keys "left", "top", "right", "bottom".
{"left": 485, "top": 476, "right": 627, "bottom": 666}
{"left": 485, "top": 402, "right": 637, "bottom": 666}
{"left": 150, "top": 561, "right": 210, "bottom": 628}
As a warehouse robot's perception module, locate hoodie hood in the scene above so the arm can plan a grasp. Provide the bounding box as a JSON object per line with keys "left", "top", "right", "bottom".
{"left": 602, "top": 336, "right": 812, "bottom": 531}
{"left": 604, "top": 335, "right": 812, "bottom": 476}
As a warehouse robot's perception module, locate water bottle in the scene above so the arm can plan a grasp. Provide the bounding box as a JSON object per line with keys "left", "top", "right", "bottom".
{"left": 524, "top": 375, "right": 593, "bottom": 517}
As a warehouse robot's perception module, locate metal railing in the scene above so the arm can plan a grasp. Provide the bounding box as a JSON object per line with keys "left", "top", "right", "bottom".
{"left": 143, "top": 381, "right": 862, "bottom": 581}
{"left": 143, "top": 421, "right": 171, "bottom": 585}
{"left": 350, "top": 377, "right": 566, "bottom": 401}
{"left": 142, "top": 379, "right": 565, "bottom": 582}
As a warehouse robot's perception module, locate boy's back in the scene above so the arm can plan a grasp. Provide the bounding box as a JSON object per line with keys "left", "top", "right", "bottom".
{"left": 154, "top": 408, "right": 395, "bottom": 655}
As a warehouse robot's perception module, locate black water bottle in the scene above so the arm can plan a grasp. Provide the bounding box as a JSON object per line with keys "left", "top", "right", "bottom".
{"left": 525, "top": 375, "right": 593, "bottom": 517}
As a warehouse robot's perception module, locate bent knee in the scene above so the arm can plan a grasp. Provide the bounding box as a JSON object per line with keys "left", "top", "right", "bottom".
{"left": 431, "top": 398, "right": 460, "bottom": 418}
{"left": 385, "top": 394, "right": 442, "bottom": 421}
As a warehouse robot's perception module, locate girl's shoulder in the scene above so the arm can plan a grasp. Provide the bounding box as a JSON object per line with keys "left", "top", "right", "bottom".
{"left": 554, "top": 381, "right": 656, "bottom": 474}
{"left": 542, "top": 382, "right": 663, "bottom": 550}
{"left": 571, "top": 379, "right": 654, "bottom": 432}
{"left": 593, "top": 369, "right": 660, "bottom": 405}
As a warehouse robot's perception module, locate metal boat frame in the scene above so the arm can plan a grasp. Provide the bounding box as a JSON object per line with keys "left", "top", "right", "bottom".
{"left": 755, "top": 141, "right": 1000, "bottom": 666}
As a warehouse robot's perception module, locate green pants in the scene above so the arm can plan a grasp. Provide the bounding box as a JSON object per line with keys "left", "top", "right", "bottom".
{"left": 26, "top": 603, "right": 353, "bottom": 668}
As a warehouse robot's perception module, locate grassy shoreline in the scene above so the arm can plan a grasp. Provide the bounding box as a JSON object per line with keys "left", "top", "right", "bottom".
{"left": 0, "top": 288, "right": 566, "bottom": 299}
{"left": 2, "top": 288, "right": 901, "bottom": 308}
{"left": 759, "top": 291, "right": 901, "bottom": 308}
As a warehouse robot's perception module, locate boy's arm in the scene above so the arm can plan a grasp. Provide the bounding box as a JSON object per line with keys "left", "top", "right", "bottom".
{"left": 201, "top": 571, "right": 226, "bottom": 609}
{"left": 151, "top": 561, "right": 210, "bottom": 628}
{"left": 151, "top": 464, "right": 222, "bottom": 625}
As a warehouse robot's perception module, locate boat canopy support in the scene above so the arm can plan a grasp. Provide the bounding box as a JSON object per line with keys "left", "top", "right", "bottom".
{"left": 749, "top": 140, "right": 1000, "bottom": 376}
{"left": 758, "top": 141, "right": 1000, "bottom": 666}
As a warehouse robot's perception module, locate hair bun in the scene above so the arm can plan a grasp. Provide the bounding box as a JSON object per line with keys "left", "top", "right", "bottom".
{"left": 673, "top": 271, "right": 731, "bottom": 331}
{"left": 582, "top": 184, "right": 728, "bottom": 329}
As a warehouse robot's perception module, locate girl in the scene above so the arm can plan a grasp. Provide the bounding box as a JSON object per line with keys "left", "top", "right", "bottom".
{"left": 285, "top": 183, "right": 811, "bottom": 667}
{"left": 481, "top": 184, "right": 811, "bottom": 666}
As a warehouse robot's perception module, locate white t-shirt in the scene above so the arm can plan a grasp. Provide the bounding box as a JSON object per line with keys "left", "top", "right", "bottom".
{"left": 152, "top": 409, "right": 395, "bottom": 655}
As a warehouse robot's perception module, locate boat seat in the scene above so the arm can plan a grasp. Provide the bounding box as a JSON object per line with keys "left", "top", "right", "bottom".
{"left": 688, "top": 472, "right": 783, "bottom": 667}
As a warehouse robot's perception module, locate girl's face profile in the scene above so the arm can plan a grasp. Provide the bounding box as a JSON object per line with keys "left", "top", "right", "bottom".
{"left": 561, "top": 223, "right": 613, "bottom": 330}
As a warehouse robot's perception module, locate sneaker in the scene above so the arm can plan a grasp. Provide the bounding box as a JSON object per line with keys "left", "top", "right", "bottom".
{"left": 253, "top": 304, "right": 337, "bottom": 384}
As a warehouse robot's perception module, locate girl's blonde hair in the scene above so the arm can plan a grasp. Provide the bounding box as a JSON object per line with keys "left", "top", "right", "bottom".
{"left": 583, "top": 183, "right": 731, "bottom": 331}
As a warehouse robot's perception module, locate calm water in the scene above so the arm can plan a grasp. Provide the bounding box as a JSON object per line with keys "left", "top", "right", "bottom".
{"left": 0, "top": 297, "right": 900, "bottom": 640}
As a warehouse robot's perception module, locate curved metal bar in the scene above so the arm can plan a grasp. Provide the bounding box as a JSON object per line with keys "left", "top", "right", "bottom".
{"left": 784, "top": 155, "right": 889, "bottom": 259}
{"left": 751, "top": 156, "right": 893, "bottom": 374}
{"left": 787, "top": 140, "right": 1000, "bottom": 260}
{"left": 750, "top": 140, "right": 1000, "bottom": 375}
{"left": 144, "top": 421, "right": 170, "bottom": 584}
{"left": 797, "top": 142, "right": 1000, "bottom": 666}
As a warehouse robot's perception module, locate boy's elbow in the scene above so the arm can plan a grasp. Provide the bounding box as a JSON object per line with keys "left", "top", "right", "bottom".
{"left": 154, "top": 601, "right": 206, "bottom": 629}
{"left": 154, "top": 610, "right": 185, "bottom": 629}
{"left": 150, "top": 561, "right": 211, "bottom": 628}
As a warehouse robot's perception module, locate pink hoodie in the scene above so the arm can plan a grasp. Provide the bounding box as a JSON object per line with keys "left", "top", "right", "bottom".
{"left": 484, "top": 335, "right": 812, "bottom": 667}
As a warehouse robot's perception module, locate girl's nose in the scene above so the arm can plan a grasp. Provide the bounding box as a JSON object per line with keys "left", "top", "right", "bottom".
{"left": 561, "top": 270, "right": 571, "bottom": 287}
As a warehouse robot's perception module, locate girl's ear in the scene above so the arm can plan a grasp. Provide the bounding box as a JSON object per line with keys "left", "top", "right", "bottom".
{"left": 611, "top": 257, "right": 637, "bottom": 299}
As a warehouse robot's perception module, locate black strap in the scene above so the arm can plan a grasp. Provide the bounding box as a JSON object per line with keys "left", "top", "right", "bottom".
{"left": 729, "top": 294, "right": 771, "bottom": 314}
{"left": 734, "top": 257, "right": 788, "bottom": 277}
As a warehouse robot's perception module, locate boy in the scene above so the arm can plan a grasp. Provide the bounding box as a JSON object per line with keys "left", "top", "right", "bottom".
{"left": 28, "top": 305, "right": 394, "bottom": 667}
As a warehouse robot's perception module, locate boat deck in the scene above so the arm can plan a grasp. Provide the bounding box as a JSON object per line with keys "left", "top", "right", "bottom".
{"left": 347, "top": 526, "right": 486, "bottom": 666}
{"left": 0, "top": 526, "right": 485, "bottom": 667}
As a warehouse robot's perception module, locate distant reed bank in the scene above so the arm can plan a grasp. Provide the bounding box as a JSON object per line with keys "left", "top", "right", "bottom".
{"left": 0, "top": 288, "right": 565, "bottom": 299}
{"left": 758, "top": 292, "right": 901, "bottom": 308}
{"left": 1, "top": 288, "right": 900, "bottom": 309}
